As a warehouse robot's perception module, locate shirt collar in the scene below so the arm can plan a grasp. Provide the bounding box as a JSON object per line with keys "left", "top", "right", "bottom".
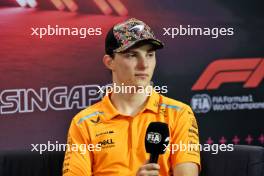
{"left": 144, "top": 90, "right": 160, "bottom": 113}
{"left": 101, "top": 93, "right": 120, "bottom": 120}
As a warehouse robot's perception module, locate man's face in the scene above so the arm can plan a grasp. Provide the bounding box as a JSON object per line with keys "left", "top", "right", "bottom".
{"left": 111, "top": 44, "right": 156, "bottom": 88}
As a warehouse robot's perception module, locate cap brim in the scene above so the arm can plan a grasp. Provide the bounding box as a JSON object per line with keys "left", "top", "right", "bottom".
{"left": 114, "top": 38, "right": 164, "bottom": 53}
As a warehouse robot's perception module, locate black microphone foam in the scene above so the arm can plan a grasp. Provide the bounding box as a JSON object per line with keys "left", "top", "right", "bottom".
{"left": 145, "top": 122, "right": 170, "bottom": 163}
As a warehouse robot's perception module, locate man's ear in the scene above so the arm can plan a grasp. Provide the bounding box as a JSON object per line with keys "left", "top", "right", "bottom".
{"left": 103, "top": 55, "right": 114, "bottom": 71}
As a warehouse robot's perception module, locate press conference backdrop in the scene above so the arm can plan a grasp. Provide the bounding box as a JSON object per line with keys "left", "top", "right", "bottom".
{"left": 0, "top": 0, "right": 263, "bottom": 150}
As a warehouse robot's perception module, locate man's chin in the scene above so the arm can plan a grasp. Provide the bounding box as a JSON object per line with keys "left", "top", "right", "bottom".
{"left": 134, "top": 80, "right": 150, "bottom": 88}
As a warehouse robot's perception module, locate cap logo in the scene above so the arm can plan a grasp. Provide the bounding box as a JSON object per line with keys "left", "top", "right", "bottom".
{"left": 109, "top": 18, "right": 164, "bottom": 53}
{"left": 129, "top": 24, "right": 144, "bottom": 32}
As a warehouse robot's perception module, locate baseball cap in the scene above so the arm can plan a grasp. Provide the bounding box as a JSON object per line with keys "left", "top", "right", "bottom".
{"left": 105, "top": 18, "right": 164, "bottom": 55}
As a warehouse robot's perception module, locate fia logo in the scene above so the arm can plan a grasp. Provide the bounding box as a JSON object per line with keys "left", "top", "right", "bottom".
{"left": 191, "top": 94, "right": 212, "bottom": 113}
{"left": 147, "top": 132, "right": 162, "bottom": 144}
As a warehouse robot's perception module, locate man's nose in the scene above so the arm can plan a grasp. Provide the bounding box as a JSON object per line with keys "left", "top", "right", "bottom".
{"left": 137, "top": 56, "right": 148, "bottom": 69}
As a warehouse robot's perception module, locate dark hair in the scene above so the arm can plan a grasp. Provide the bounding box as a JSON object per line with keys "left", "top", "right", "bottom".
{"left": 108, "top": 53, "right": 115, "bottom": 59}
{"left": 105, "top": 27, "right": 119, "bottom": 56}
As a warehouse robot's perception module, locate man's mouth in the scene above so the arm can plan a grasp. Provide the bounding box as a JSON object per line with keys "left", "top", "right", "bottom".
{"left": 135, "top": 73, "right": 149, "bottom": 78}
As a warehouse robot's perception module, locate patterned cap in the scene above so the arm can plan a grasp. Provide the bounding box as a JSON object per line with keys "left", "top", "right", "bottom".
{"left": 105, "top": 18, "right": 164, "bottom": 55}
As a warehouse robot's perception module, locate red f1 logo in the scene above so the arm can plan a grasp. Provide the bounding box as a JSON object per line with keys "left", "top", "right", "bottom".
{"left": 192, "top": 58, "right": 264, "bottom": 90}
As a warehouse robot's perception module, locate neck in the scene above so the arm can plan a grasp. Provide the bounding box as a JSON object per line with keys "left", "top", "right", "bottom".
{"left": 110, "top": 86, "right": 149, "bottom": 117}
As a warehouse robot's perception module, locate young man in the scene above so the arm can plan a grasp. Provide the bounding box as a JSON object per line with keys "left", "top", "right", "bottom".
{"left": 63, "top": 18, "right": 200, "bottom": 176}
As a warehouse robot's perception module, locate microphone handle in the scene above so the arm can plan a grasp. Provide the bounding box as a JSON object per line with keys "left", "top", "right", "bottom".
{"left": 149, "top": 153, "right": 159, "bottom": 163}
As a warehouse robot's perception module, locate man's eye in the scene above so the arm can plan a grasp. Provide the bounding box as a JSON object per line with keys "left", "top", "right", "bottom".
{"left": 126, "top": 53, "right": 136, "bottom": 57}
{"left": 147, "top": 53, "right": 155, "bottom": 57}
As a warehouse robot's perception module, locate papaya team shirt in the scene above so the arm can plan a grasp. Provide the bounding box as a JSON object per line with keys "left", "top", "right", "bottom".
{"left": 63, "top": 91, "right": 200, "bottom": 176}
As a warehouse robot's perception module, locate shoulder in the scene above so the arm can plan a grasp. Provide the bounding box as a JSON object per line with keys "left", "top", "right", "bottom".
{"left": 158, "top": 94, "right": 195, "bottom": 127}
{"left": 71, "top": 100, "right": 103, "bottom": 126}
{"left": 159, "top": 94, "right": 191, "bottom": 113}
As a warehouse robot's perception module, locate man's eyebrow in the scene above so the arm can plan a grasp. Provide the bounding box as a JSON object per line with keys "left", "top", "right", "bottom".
{"left": 121, "top": 50, "right": 138, "bottom": 55}
{"left": 147, "top": 48, "right": 156, "bottom": 52}
{"left": 127, "top": 50, "right": 137, "bottom": 53}
{"left": 126, "top": 48, "right": 156, "bottom": 53}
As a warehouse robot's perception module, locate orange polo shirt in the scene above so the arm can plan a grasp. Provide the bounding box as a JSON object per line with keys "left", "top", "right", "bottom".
{"left": 63, "top": 91, "right": 200, "bottom": 176}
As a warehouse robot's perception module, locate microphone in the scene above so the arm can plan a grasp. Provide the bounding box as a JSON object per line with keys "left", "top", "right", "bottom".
{"left": 145, "top": 122, "right": 170, "bottom": 163}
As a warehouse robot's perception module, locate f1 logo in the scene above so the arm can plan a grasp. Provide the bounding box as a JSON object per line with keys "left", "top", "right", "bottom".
{"left": 192, "top": 58, "right": 264, "bottom": 90}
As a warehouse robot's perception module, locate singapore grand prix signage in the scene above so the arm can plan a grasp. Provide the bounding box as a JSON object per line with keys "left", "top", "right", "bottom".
{"left": 0, "top": 85, "right": 102, "bottom": 114}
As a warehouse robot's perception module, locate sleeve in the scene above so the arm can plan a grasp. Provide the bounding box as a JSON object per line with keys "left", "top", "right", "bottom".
{"left": 170, "top": 105, "right": 201, "bottom": 169}
{"left": 62, "top": 118, "right": 93, "bottom": 176}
